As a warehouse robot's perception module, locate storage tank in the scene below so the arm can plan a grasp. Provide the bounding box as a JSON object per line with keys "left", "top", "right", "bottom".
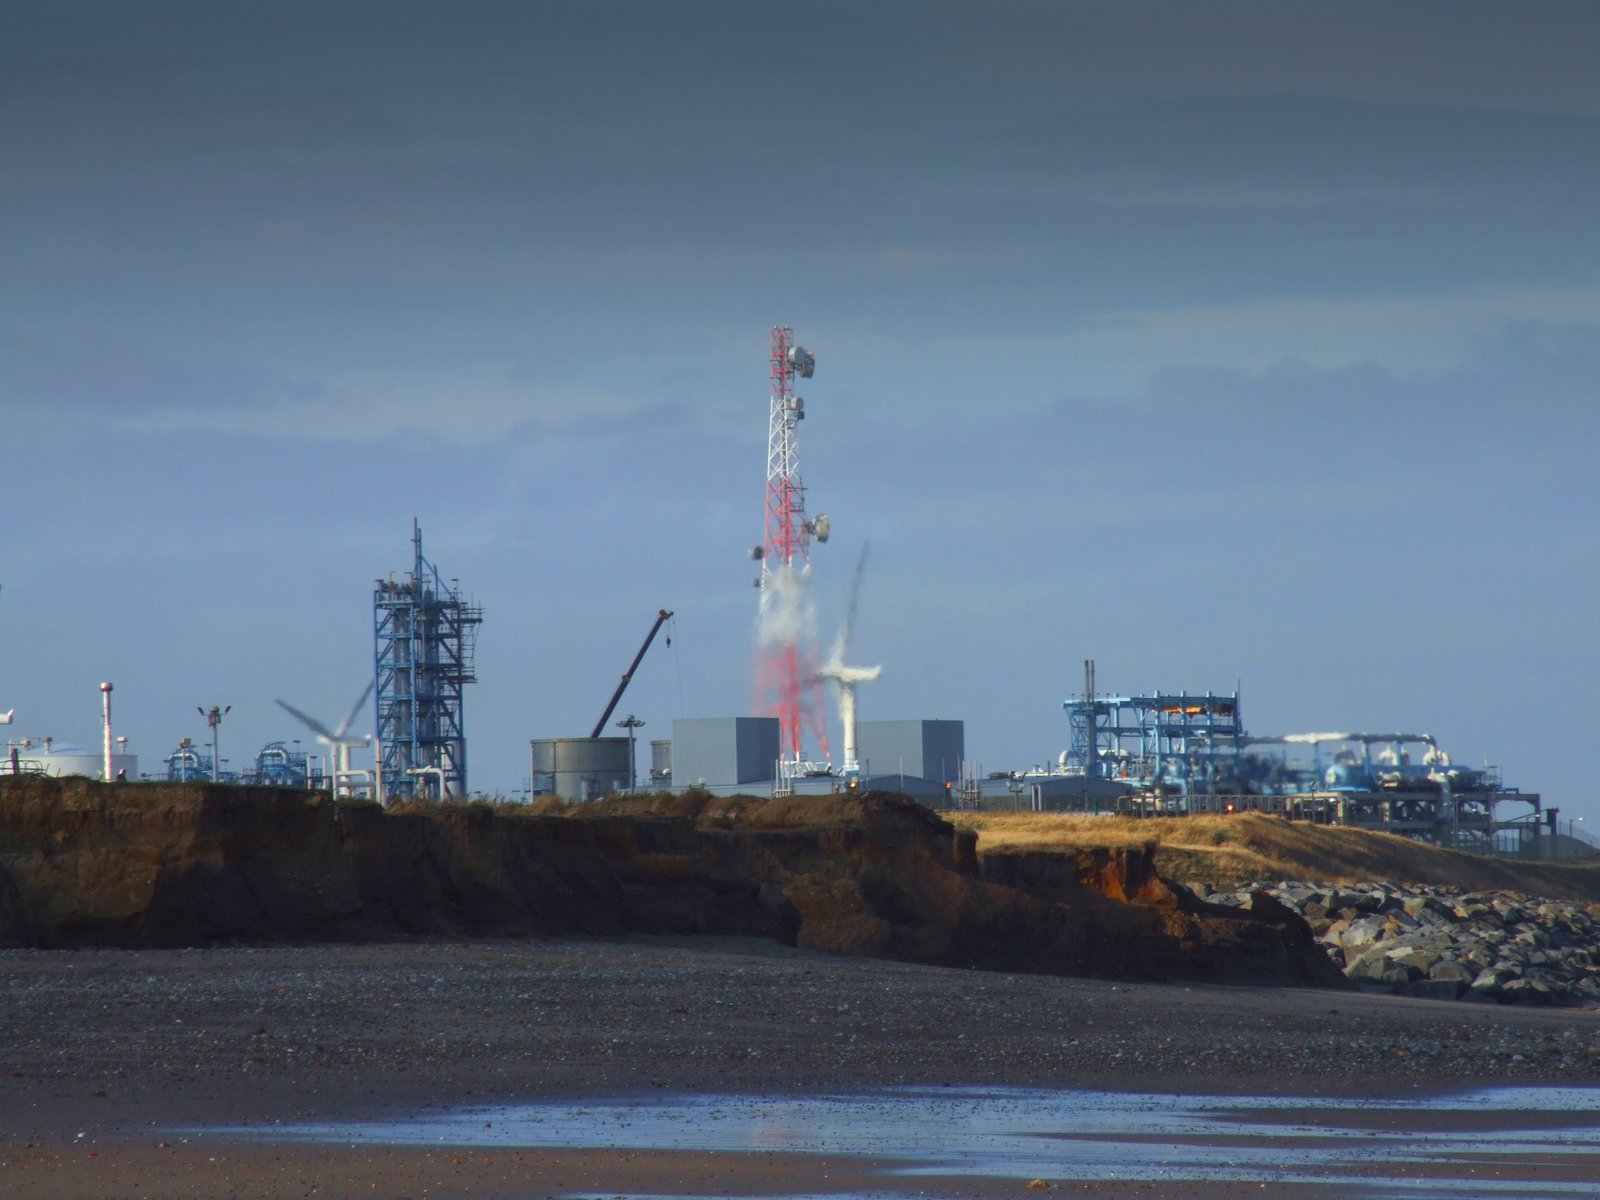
{"left": 4, "top": 738, "right": 138, "bottom": 781}
{"left": 649, "top": 739, "right": 672, "bottom": 783}
{"left": 530, "top": 737, "right": 631, "bottom": 802}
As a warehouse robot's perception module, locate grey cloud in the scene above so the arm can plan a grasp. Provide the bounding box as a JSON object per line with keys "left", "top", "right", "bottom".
{"left": 0, "top": 330, "right": 327, "bottom": 418}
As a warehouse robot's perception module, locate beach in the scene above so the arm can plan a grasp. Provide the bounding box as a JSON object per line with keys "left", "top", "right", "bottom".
{"left": 4, "top": 936, "right": 1600, "bottom": 1197}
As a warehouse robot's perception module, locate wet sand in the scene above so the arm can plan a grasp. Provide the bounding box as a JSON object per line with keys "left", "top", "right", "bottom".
{"left": 3, "top": 936, "right": 1599, "bottom": 1197}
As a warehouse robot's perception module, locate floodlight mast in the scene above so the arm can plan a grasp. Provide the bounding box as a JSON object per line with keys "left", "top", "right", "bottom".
{"left": 616, "top": 714, "right": 644, "bottom": 792}
{"left": 199, "top": 704, "right": 231, "bottom": 783}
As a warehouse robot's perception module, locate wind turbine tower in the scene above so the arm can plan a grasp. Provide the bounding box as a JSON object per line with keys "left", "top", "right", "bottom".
{"left": 752, "top": 325, "right": 830, "bottom": 775}
{"left": 276, "top": 681, "right": 374, "bottom": 799}
{"left": 816, "top": 543, "right": 879, "bottom": 776}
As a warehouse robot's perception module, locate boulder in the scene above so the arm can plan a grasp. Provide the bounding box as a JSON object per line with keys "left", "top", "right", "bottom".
{"left": 1389, "top": 947, "right": 1441, "bottom": 976}
{"left": 1500, "top": 978, "right": 1565, "bottom": 1006}
{"left": 1380, "top": 964, "right": 1423, "bottom": 987}
{"left": 1339, "top": 915, "right": 1389, "bottom": 953}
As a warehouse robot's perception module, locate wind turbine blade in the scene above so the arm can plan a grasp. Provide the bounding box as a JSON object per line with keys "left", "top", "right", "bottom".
{"left": 275, "top": 698, "right": 338, "bottom": 743}
{"left": 336, "top": 680, "right": 375, "bottom": 738}
{"left": 832, "top": 540, "right": 871, "bottom": 665}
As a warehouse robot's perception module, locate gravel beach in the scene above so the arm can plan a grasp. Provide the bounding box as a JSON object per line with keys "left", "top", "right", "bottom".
{"left": 4, "top": 935, "right": 1600, "bottom": 1197}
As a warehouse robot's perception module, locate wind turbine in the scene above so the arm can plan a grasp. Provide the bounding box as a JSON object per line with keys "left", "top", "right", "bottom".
{"left": 276, "top": 681, "right": 374, "bottom": 797}
{"left": 815, "top": 543, "right": 880, "bottom": 777}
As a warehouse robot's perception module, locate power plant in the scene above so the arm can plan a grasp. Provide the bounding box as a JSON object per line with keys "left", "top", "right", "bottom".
{"left": 0, "top": 328, "right": 1583, "bottom": 864}
{"left": 1023, "top": 662, "right": 1545, "bottom": 854}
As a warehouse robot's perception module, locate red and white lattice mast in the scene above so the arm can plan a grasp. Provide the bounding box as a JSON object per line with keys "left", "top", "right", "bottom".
{"left": 753, "top": 325, "right": 830, "bottom": 777}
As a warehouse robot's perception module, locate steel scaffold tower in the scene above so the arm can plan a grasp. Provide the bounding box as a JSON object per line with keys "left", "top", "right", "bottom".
{"left": 755, "top": 325, "right": 829, "bottom": 769}
{"left": 374, "top": 520, "right": 482, "bottom": 801}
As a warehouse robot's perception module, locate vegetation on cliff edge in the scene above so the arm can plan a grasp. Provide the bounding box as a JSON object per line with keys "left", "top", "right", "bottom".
{"left": 951, "top": 811, "right": 1600, "bottom": 901}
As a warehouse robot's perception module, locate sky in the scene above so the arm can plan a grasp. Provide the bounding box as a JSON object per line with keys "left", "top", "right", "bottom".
{"left": 2, "top": 1, "right": 1597, "bottom": 822}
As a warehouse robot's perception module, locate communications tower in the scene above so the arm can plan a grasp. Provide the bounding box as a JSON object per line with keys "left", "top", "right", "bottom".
{"left": 753, "top": 326, "right": 830, "bottom": 771}
{"left": 374, "top": 520, "right": 483, "bottom": 800}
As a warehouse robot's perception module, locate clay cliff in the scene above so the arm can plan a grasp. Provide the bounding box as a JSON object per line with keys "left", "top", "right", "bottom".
{"left": 0, "top": 778, "right": 1344, "bottom": 989}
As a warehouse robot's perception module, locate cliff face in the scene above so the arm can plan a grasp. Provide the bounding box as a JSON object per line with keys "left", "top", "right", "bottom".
{"left": 0, "top": 778, "right": 1343, "bottom": 989}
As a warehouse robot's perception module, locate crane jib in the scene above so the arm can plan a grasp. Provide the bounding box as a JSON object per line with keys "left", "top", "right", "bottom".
{"left": 590, "top": 609, "right": 674, "bottom": 739}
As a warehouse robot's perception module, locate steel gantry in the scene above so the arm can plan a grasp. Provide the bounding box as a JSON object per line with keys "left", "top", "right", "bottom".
{"left": 374, "top": 520, "right": 482, "bottom": 801}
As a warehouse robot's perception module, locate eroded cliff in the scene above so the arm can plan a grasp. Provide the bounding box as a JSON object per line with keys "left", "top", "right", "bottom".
{"left": 0, "top": 778, "right": 1343, "bottom": 988}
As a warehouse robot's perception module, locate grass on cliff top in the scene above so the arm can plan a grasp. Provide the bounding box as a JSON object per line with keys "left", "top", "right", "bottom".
{"left": 949, "top": 812, "right": 1600, "bottom": 901}
{"left": 520, "top": 788, "right": 932, "bottom": 831}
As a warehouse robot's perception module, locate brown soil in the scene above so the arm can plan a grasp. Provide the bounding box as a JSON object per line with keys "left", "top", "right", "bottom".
{"left": 0, "top": 779, "right": 1342, "bottom": 988}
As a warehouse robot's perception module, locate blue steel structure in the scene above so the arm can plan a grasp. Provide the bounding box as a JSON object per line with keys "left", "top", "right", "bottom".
{"left": 1055, "top": 670, "right": 1549, "bottom": 855}
{"left": 165, "top": 738, "right": 212, "bottom": 782}
{"left": 247, "top": 740, "right": 310, "bottom": 787}
{"left": 1062, "top": 683, "right": 1535, "bottom": 819}
{"left": 374, "top": 520, "right": 482, "bottom": 801}
{"left": 1064, "top": 690, "right": 1244, "bottom": 794}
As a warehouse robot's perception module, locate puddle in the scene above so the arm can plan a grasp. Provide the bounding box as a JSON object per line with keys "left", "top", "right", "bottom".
{"left": 213, "top": 1085, "right": 1600, "bottom": 1198}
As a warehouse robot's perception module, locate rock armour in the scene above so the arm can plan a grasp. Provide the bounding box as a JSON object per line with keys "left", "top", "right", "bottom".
{"left": 1195, "top": 880, "right": 1600, "bottom": 1007}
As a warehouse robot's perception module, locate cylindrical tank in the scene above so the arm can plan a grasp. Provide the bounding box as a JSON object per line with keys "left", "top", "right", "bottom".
{"left": 530, "top": 737, "right": 631, "bottom": 802}
{"left": 5, "top": 739, "right": 138, "bottom": 781}
{"left": 649, "top": 739, "right": 671, "bottom": 782}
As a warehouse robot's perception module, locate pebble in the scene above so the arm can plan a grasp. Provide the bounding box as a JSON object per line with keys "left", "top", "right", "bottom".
{"left": 1, "top": 933, "right": 1598, "bottom": 1121}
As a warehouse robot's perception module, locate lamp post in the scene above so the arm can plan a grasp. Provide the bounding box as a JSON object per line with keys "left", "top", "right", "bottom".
{"left": 198, "top": 705, "right": 230, "bottom": 783}
{"left": 616, "top": 715, "right": 644, "bottom": 793}
{"left": 1007, "top": 772, "right": 1025, "bottom": 813}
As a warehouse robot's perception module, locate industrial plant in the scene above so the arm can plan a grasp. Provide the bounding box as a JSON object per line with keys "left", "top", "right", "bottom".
{"left": 374, "top": 519, "right": 482, "bottom": 800}
{"left": 1, "top": 326, "right": 1586, "bottom": 864}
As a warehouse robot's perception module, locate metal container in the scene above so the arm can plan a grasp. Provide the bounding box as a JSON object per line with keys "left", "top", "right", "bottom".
{"left": 530, "top": 737, "right": 631, "bottom": 802}
{"left": 649, "top": 739, "right": 671, "bottom": 782}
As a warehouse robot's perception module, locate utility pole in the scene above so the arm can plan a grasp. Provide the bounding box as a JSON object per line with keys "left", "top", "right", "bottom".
{"left": 198, "top": 704, "right": 231, "bottom": 783}
{"left": 616, "top": 714, "right": 644, "bottom": 793}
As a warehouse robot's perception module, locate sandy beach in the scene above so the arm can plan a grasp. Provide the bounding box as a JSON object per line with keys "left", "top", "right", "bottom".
{"left": 4, "top": 935, "right": 1600, "bottom": 1197}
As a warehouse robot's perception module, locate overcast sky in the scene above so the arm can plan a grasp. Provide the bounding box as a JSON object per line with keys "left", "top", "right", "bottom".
{"left": 3, "top": 1, "right": 1597, "bottom": 821}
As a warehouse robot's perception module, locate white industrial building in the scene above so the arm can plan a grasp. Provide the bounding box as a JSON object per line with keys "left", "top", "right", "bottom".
{"left": 4, "top": 738, "right": 137, "bottom": 780}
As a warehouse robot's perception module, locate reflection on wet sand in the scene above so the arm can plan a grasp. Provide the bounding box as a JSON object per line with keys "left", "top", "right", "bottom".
{"left": 220, "top": 1085, "right": 1600, "bottom": 1198}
